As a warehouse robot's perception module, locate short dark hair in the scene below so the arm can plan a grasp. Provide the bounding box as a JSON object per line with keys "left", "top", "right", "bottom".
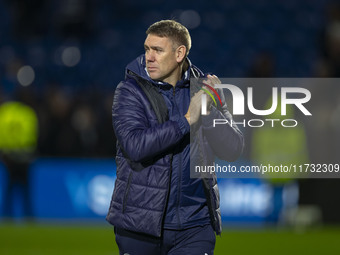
{"left": 146, "top": 20, "right": 191, "bottom": 57}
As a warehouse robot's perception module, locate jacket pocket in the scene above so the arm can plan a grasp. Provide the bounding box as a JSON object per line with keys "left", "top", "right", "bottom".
{"left": 122, "top": 172, "right": 132, "bottom": 213}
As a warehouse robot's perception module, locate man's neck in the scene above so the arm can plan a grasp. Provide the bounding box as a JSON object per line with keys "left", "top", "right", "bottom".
{"left": 167, "top": 60, "right": 189, "bottom": 87}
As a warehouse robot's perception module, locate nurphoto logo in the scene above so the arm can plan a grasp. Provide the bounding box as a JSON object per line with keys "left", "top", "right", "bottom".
{"left": 201, "top": 83, "right": 312, "bottom": 128}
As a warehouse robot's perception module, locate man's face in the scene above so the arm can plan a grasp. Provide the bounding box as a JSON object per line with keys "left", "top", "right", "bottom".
{"left": 144, "top": 34, "right": 180, "bottom": 83}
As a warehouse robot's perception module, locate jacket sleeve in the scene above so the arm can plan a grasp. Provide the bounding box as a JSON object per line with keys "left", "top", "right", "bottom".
{"left": 112, "top": 81, "right": 189, "bottom": 162}
{"left": 201, "top": 88, "right": 244, "bottom": 162}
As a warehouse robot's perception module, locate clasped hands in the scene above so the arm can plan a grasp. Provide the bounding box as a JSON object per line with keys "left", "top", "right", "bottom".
{"left": 185, "top": 74, "right": 221, "bottom": 125}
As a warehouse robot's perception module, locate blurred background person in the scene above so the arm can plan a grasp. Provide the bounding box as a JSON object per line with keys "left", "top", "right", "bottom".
{"left": 0, "top": 92, "right": 38, "bottom": 220}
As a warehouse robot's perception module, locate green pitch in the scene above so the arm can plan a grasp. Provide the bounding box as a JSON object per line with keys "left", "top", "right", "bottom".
{"left": 0, "top": 223, "right": 339, "bottom": 255}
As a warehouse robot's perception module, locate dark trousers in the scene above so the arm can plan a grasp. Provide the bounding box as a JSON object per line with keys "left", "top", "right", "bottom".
{"left": 2, "top": 157, "right": 32, "bottom": 218}
{"left": 114, "top": 224, "right": 216, "bottom": 255}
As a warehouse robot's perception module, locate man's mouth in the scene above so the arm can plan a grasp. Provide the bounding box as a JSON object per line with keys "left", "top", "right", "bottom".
{"left": 147, "top": 67, "right": 157, "bottom": 71}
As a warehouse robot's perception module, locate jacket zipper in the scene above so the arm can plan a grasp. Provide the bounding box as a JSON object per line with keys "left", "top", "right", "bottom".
{"left": 159, "top": 86, "right": 178, "bottom": 235}
{"left": 122, "top": 172, "right": 132, "bottom": 213}
{"left": 173, "top": 86, "right": 182, "bottom": 229}
{"left": 176, "top": 151, "right": 182, "bottom": 228}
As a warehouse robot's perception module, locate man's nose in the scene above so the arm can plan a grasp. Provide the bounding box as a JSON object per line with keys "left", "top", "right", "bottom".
{"left": 146, "top": 50, "right": 155, "bottom": 62}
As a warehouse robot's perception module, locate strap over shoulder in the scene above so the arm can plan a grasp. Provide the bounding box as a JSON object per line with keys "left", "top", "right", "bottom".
{"left": 128, "top": 70, "right": 169, "bottom": 124}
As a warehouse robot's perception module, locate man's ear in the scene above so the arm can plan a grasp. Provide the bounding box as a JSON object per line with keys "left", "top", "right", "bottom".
{"left": 176, "top": 45, "right": 186, "bottom": 63}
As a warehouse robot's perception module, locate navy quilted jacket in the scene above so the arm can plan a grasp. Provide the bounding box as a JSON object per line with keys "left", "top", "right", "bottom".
{"left": 106, "top": 55, "right": 243, "bottom": 237}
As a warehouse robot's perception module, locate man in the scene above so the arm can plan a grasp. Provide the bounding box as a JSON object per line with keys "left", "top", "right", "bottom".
{"left": 107, "top": 20, "right": 243, "bottom": 255}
